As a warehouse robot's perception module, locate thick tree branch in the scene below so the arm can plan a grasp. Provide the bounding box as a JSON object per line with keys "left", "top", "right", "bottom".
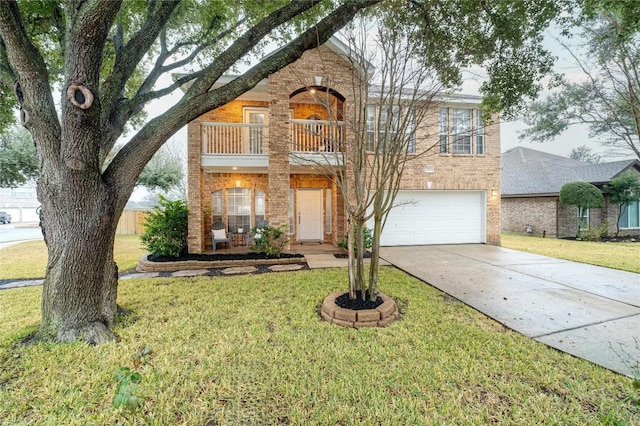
{"left": 106, "top": 0, "right": 381, "bottom": 213}
{"left": 0, "top": 0, "right": 61, "bottom": 162}
{"left": 99, "top": 0, "right": 180, "bottom": 147}
{"left": 184, "top": 0, "right": 322, "bottom": 99}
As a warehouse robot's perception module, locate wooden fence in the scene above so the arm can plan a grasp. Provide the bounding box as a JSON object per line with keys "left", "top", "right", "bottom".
{"left": 115, "top": 210, "right": 149, "bottom": 235}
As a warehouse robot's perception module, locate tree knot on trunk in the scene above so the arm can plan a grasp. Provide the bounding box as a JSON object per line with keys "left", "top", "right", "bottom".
{"left": 66, "top": 83, "right": 94, "bottom": 109}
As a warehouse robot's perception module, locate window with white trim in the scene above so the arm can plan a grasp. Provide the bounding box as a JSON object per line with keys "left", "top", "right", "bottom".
{"left": 476, "top": 110, "right": 484, "bottom": 155}
{"left": 366, "top": 104, "right": 415, "bottom": 153}
{"left": 325, "top": 188, "right": 332, "bottom": 233}
{"left": 212, "top": 190, "right": 223, "bottom": 223}
{"left": 452, "top": 109, "right": 472, "bottom": 154}
{"left": 619, "top": 200, "right": 640, "bottom": 229}
{"left": 255, "top": 190, "right": 265, "bottom": 225}
{"left": 578, "top": 207, "right": 589, "bottom": 231}
{"left": 439, "top": 108, "right": 485, "bottom": 155}
{"left": 289, "top": 188, "right": 295, "bottom": 234}
{"left": 227, "top": 188, "right": 251, "bottom": 232}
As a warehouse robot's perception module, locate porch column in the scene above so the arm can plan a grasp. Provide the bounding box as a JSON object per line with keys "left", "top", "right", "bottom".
{"left": 267, "top": 77, "right": 291, "bottom": 228}
{"left": 187, "top": 121, "right": 204, "bottom": 253}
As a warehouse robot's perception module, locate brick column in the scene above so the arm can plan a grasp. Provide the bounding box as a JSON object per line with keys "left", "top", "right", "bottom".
{"left": 187, "top": 121, "right": 204, "bottom": 253}
{"left": 267, "top": 77, "right": 291, "bottom": 228}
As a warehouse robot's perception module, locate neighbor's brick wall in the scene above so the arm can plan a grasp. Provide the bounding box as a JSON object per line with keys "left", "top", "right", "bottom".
{"left": 558, "top": 203, "right": 607, "bottom": 238}
{"left": 501, "top": 197, "right": 558, "bottom": 237}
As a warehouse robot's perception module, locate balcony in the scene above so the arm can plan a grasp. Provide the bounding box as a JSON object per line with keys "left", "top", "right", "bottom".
{"left": 200, "top": 120, "right": 344, "bottom": 171}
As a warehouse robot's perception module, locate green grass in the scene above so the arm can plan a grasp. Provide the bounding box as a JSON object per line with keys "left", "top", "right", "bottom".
{"left": 502, "top": 233, "right": 640, "bottom": 273}
{"left": 0, "top": 235, "right": 146, "bottom": 280}
{"left": 1, "top": 268, "right": 637, "bottom": 425}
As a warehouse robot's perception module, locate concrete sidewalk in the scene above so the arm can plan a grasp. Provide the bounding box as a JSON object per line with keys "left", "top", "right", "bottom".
{"left": 380, "top": 244, "right": 640, "bottom": 377}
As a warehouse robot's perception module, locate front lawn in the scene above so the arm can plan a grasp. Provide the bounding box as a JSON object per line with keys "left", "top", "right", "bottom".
{"left": 0, "top": 268, "right": 636, "bottom": 425}
{"left": 0, "top": 235, "right": 145, "bottom": 280}
{"left": 502, "top": 233, "right": 640, "bottom": 273}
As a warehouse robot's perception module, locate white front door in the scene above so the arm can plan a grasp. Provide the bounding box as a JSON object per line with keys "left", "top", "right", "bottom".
{"left": 297, "top": 189, "right": 323, "bottom": 242}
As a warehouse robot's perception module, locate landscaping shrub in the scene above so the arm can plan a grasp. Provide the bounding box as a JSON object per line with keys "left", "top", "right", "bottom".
{"left": 578, "top": 223, "right": 608, "bottom": 241}
{"left": 250, "top": 223, "right": 289, "bottom": 257}
{"left": 140, "top": 196, "right": 188, "bottom": 257}
{"left": 337, "top": 226, "right": 372, "bottom": 250}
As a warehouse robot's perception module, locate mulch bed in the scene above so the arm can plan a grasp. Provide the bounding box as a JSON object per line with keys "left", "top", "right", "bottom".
{"left": 335, "top": 290, "right": 383, "bottom": 310}
{"left": 148, "top": 252, "right": 304, "bottom": 262}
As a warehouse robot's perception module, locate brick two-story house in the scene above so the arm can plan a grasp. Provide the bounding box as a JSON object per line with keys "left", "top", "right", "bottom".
{"left": 186, "top": 37, "right": 501, "bottom": 253}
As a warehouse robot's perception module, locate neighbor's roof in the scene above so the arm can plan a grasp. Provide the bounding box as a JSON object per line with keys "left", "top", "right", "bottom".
{"left": 501, "top": 147, "right": 640, "bottom": 196}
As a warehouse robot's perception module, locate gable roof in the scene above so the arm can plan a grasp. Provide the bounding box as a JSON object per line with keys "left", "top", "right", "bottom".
{"left": 501, "top": 147, "right": 640, "bottom": 196}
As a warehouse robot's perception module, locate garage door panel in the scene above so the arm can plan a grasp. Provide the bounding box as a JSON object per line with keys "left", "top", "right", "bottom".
{"left": 372, "top": 191, "right": 485, "bottom": 246}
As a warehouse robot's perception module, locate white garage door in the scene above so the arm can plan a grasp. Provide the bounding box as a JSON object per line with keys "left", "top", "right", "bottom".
{"left": 372, "top": 190, "right": 486, "bottom": 246}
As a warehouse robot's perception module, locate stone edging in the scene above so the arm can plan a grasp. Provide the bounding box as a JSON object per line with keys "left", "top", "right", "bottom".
{"left": 320, "top": 292, "right": 398, "bottom": 328}
{"left": 136, "top": 254, "right": 305, "bottom": 273}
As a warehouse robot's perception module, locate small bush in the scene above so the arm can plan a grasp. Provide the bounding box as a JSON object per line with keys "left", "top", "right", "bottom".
{"left": 578, "top": 223, "right": 608, "bottom": 241}
{"left": 140, "top": 196, "right": 188, "bottom": 257}
{"left": 338, "top": 227, "right": 373, "bottom": 250}
{"left": 250, "top": 224, "right": 289, "bottom": 257}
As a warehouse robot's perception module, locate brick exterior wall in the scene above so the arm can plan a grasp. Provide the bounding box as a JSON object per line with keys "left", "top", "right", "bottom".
{"left": 187, "top": 43, "right": 502, "bottom": 252}
{"left": 501, "top": 197, "right": 558, "bottom": 237}
{"left": 502, "top": 195, "right": 639, "bottom": 239}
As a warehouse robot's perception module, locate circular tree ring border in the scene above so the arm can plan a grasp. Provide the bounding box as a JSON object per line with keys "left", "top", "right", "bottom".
{"left": 320, "top": 291, "right": 398, "bottom": 328}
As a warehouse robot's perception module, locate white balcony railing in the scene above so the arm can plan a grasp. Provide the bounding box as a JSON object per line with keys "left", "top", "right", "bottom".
{"left": 201, "top": 120, "right": 344, "bottom": 155}
{"left": 290, "top": 119, "right": 343, "bottom": 153}
{"left": 202, "top": 123, "right": 267, "bottom": 155}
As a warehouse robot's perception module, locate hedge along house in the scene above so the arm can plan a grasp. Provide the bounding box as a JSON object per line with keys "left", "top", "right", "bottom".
{"left": 501, "top": 147, "right": 640, "bottom": 238}
{"left": 185, "top": 37, "right": 501, "bottom": 254}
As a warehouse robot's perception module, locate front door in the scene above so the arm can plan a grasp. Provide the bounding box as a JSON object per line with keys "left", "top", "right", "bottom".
{"left": 243, "top": 107, "right": 268, "bottom": 154}
{"left": 297, "top": 189, "right": 323, "bottom": 242}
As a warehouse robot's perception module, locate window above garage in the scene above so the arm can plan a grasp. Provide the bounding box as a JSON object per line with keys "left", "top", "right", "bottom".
{"left": 439, "top": 108, "right": 484, "bottom": 156}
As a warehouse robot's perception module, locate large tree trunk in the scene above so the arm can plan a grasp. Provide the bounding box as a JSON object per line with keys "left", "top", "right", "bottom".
{"left": 37, "top": 168, "right": 122, "bottom": 344}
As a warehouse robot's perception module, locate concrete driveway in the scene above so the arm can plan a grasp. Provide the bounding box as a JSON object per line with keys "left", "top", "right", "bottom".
{"left": 380, "top": 244, "right": 640, "bottom": 377}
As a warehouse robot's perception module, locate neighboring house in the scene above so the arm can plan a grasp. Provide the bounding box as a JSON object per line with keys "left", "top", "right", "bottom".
{"left": 0, "top": 182, "right": 39, "bottom": 222}
{"left": 501, "top": 147, "right": 640, "bottom": 238}
{"left": 186, "top": 37, "right": 501, "bottom": 253}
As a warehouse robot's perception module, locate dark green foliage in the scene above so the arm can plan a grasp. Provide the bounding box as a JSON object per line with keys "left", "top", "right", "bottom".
{"left": 140, "top": 196, "right": 188, "bottom": 257}
{"left": 113, "top": 367, "right": 144, "bottom": 413}
{"left": 560, "top": 181, "right": 605, "bottom": 236}
{"left": 559, "top": 181, "right": 605, "bottom": 209}
{"left": 338, "top": 226, "right": 372, "bottom": 250}
{"left": 605, "top": 172, "right": 640, "bottom": 236}
{"left": 250, "top": 224, "right": 289, "bottom": 257}
{"left": 113, "top": 346, "right": 153, "bottom": 418}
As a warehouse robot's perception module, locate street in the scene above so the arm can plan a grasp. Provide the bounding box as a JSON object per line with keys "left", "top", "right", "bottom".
{"left": 0, "top": 223, "right": 43, "bottom": 249}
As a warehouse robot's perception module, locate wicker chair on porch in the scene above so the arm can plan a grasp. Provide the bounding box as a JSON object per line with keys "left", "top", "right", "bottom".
{"left": 211, "top": 221, "right": 231, "bottom": 251}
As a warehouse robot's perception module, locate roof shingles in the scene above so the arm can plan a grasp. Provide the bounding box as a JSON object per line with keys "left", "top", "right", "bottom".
{"left": 501, "top": 147, "right": 640, "bottom": 196}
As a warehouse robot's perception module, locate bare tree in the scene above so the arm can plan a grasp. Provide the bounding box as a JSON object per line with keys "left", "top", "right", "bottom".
{"left": 290, "top": 15, "right": 442, "bottom": 300}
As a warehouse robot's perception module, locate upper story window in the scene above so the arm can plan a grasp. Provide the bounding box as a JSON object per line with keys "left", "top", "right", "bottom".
{"left": 439, "top": 107, "right": 484, "bottom": 155}
{"left": 366, "top": 104, "right": 415, "bottom": 153}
